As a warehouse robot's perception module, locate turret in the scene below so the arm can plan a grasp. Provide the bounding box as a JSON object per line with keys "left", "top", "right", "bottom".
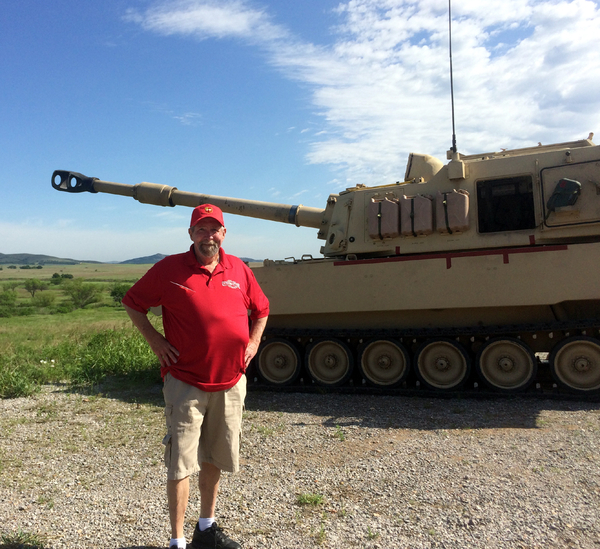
{"left": 53, "top": 137, "right": 600, "bottom": 262}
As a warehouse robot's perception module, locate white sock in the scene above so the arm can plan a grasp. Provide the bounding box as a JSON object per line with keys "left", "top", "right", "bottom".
{"left": 169, "top": 537, "right": 186, "bottom": 549}
{"left": 198, "top": 517, "right": 215, "bottom": 531}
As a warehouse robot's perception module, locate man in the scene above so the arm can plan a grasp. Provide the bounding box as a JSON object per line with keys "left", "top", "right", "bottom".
{"left": 123, "top": 204, "right": 269, "bottom": 549}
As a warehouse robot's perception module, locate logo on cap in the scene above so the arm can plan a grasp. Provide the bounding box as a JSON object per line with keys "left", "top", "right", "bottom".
{"left": 205, "top": 207, "right": 213, "bottom": 213}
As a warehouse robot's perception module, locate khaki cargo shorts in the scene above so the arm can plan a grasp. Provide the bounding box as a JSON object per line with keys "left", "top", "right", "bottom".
{"left": 162, "top": 373, "right": 247, "bottom": 480}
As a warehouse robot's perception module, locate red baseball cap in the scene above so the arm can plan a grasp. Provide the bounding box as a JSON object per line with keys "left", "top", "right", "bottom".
{"left": 190, "top": 204, "right": 225, "bottom": 227}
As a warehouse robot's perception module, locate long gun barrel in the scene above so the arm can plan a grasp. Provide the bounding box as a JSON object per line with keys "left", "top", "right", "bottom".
{"left": 51, "top": 170, "right": 325, "bottom": 229}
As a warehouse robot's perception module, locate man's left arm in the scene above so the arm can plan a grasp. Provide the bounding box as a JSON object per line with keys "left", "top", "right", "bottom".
{"left": 244, "top": 316, "right": 268, "bottom": 367}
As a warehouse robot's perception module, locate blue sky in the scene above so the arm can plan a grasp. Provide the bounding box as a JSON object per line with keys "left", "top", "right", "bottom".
{"left": 2, "top": 0, "right": 600, "bottom": 262}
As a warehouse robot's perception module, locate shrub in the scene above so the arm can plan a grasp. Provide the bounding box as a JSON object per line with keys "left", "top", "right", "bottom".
{"left": 52, "top": 303, "right": 75, "bottom": 314}
{"left": 62, "top": 279, "right": 102, "bottom": 309}
{"left": 0, "top": 290, "right": 17, "bottom": 307}
{"left": 109, "top": 282, "right": 132, "bottom": 305}
{"left": 0, "top": 292, "right": 17, "bottom": 317}
{"left": 32, "top": 293, "right": 56, "bottom": 308}
{"left": 0, "top": 306, "right": 15, "bottom": 318}
{"left": 15, "top": 306, "right": 35, "bottom": 317}
{"left": 2, "top": 282, "right": 20, "bottom": 292}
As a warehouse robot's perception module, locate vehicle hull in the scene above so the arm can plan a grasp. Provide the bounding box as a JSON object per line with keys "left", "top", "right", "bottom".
{"left": 254, "top": 241, "right": 600, "bottom": 332}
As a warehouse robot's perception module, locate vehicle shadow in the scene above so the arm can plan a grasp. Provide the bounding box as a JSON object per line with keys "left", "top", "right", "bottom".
{"left": 244, "top": 386, "right": 600, "bottom": 431}
{"left": 59, "top": 379, "right": 600, "bottom": 432}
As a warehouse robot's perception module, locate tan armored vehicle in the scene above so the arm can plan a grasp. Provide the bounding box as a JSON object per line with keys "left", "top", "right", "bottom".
{"left": 52, "top": 136, "right": 600, "bottom": 395}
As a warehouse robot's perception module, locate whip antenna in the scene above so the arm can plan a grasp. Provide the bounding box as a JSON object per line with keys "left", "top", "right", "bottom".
{"left": 448, "top": 0, "right": 457, "bottom": 153}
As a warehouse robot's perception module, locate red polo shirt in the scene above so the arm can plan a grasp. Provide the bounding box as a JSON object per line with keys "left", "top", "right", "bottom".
{"left": 122, "top": 246, "right": 269, "bottom": 392}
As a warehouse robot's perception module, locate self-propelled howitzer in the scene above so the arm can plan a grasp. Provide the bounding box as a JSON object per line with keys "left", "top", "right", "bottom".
{"left": 51, "top": 137, "right": 600, "bottom": 396}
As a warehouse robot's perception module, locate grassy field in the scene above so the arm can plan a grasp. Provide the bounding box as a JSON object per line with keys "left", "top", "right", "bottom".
{"left": 0, "top": 262, "right": 152, "bottom": 281}
{"left": 0, "top": 263, "right": 162, "bottom": 398}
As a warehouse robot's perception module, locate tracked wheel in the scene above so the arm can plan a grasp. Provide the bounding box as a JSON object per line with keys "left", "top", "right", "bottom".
{"left": 256, "top": 338, "right": 301, "bottom": 386}
{"left": 476, "top": 338, "right": 537, "bottom": 392}
{"left": 549, "top": 336, "right": 600, "bottom": 393}
{"left": 415, "top": 338, "right": 470, "bottom": 390}
{"left": 306, "top": 339, "right": 354, "bottom": 387}
{"left": 359, "top": 339, "right": 410, "bottom": 387}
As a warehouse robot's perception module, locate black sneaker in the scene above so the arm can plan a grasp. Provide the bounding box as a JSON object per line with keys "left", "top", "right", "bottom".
{"left": 190, "top": 522, "right": 241, "bottom": 549}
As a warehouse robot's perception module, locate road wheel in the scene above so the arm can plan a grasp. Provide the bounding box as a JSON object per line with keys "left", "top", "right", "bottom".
{"left": 256, "top": 338, "right": 301, "bottom": 385}
{"left": 549, "top": 336, "right": 600, "bottom": 393}
{"left": 359, "top": 339, "right": 410, "bottom": 387}
{"left": 415, "top": 338, "right": 470, "bottom": 390}
{"left": 306, "top": 339, "right": 354, "bottom": 386}
{"left": 476, "top": 338, "right": 536, "bottom": 392}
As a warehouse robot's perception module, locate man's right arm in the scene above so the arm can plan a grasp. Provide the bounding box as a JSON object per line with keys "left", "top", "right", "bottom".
{"left": 124, "top": 305, "right": 179, "bottom": 367}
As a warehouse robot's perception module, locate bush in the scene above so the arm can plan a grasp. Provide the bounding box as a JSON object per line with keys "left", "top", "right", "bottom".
{"left": 15, "top": 306, "right": 35, "bottom": 317}
{"left": 2, "top": 282, "right": 20, "bottom": 292}
{"left": 0, "top": 292, "right": 17, "bottom": 317}
{"left": 32, "top": 293, "right": 56, "bottom": 308}
{"left": 62, "top": 279, "right": 102, "bottom": 309}
{"left": 0, "top": 290, "right": 17, "bottom": 307}
{"left": 52, "top": 303, "right": 75, "bottom": 314}
{"left": 0, "top": 306, "right": 15, "bottom": 318}
{"left": 109, "top": 283, "right": 132, "bottom": 305}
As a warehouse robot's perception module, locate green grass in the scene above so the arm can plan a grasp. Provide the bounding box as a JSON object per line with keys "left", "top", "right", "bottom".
{"left": 296, "top": 493, "right": 324, "bottom": 506}
{"left": 0, "top": 262, "right": 152, "bottom": 282}
{"left": 0, "top": 317, "right": 162, "bottom": 398}
{"left": 0, "top": 263, "right": 153, "bottom": 318}
{"left": 0, "top": 529, "right": 47, "bottom": 548}
{"left": 334, "top": 424, "right": 345, "bottom": 441}
{"left": 0, "top": 271, "right": 164, "bottom": 398}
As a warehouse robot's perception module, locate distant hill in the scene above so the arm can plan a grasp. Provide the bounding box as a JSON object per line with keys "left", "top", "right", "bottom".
{"left": 0, "top": 253, "right": 100, "bottom": 265}
{"left": 121, "top": 254, "right": 261, "bottom": 264}
{"left": 119, "top": 254, "right": 168, "bottom": 265}
{"left": 0, "top": 252, "right": 261, "bottom": 266}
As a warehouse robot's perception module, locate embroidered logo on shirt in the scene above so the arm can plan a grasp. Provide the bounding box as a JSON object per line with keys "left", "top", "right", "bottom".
{"left": 222, "top": 280, "right": 241, "bottom": 290}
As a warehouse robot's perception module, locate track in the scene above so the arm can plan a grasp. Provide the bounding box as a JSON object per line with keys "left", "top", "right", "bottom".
{"left": 251, "top": 318, "right": 600, "bottom": 399}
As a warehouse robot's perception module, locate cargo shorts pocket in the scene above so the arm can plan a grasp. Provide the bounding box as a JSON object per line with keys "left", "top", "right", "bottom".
{"left": 163, "top": 405, "right": 173, "bottom": 468}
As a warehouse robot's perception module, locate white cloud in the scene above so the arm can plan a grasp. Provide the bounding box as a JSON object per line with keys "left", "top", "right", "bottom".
{"left": 125, "top": 0, "right": 287, "bottom": 41}
{"left": 172, "top": 112, "right": 203, "bottom": 125}
{"left": 128, "top": 0, "right": 600, "bottom": 186}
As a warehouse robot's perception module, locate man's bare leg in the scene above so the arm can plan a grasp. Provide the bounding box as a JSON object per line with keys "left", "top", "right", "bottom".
{"left": 167, "top": 477, "right": 190, "bottom": 539}
{"left": 199, "top": 462, "right": 221, "bottom": 519}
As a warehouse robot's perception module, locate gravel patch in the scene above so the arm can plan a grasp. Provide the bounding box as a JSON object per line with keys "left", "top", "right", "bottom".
{"left": 2, "top": 385, "right": 600, "bottom": 548}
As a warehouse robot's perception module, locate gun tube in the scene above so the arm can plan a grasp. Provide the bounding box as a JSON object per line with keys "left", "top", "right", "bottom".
{"left": 52, "top": 171, "right": 325, "bottom": 229}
